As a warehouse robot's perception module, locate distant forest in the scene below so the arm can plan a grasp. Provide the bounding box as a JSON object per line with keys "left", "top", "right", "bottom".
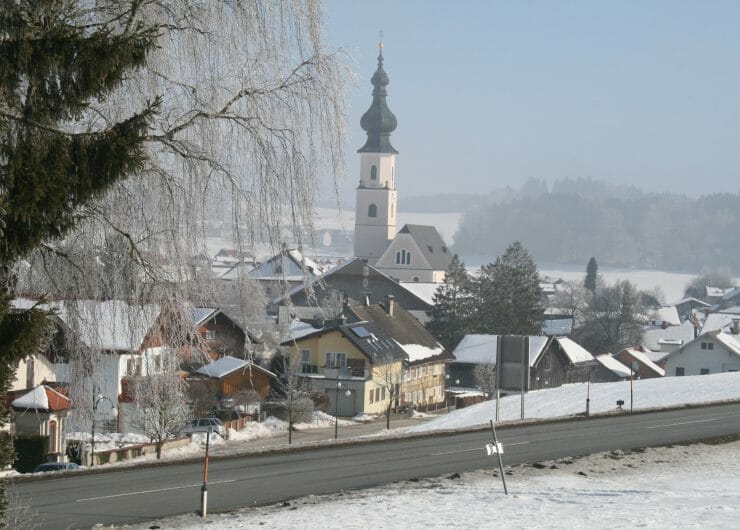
{"left": 418, "top": 178, "right": 739, "bottom": 272}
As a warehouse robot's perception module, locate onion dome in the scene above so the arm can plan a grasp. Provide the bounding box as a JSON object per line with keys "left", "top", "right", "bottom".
{"left": 358, "top": 44, "right": 398, "bottom": 154}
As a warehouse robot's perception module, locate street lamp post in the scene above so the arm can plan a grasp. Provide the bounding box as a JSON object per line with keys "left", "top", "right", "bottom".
{"left": 90, "top": 394, "right": 117, "bottom": 467}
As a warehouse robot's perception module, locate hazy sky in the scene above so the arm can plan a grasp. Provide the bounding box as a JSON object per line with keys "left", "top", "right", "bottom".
{"left": 325, "top": 0, "right": 740, "bottom": 200}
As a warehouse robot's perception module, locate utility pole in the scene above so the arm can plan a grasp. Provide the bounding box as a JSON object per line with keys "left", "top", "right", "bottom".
{"left": 201, "top": 428, "right": 211, "bottom": 517}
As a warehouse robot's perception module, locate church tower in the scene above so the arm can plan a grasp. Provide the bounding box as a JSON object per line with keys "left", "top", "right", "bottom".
{"left": 354, "top": 42, "right": 398, "bottom": 265}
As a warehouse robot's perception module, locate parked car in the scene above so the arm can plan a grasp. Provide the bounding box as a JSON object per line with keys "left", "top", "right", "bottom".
{"left": 33, "top": 462, "right": 80, "bottom": 473}
{"left": 180, "top": 417, "right": 227, "bottom": 438}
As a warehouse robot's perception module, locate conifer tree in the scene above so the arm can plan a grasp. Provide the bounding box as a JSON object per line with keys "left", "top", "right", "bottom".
{"left": 427, "top": 255, "right": 473, "bottom": 350}
{"left": 584, "top": 257, "right": 598, "bottom": 294}
{"left": 476, "top": 241, "right": 544, "bottom": 336}
{"left": 0, "top": 0, "right": 158, "bottom": 513}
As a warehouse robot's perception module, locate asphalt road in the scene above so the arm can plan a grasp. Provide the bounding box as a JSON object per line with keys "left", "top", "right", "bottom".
{"left": 10, "top": 402, "right": 740, "bottom": 529}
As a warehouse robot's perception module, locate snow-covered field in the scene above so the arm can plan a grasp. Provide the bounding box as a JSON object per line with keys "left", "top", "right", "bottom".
{"left": 119, "top": 372, "right": 740, "bottom": 529}
{"left": 410, "top": 371, "right": 740, "bottom": 434}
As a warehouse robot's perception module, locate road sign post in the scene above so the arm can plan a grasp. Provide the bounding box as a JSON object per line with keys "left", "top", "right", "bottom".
{"left": 201, "top": 428, "right": 211, "bottom": 517}
{"left": 488, "top": 420, "right": 508, "bottom": 495}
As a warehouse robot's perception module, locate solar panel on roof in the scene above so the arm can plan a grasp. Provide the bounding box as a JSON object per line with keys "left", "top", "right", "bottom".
{"left": 351, "top": 326, "right": 371, "bottom": 338}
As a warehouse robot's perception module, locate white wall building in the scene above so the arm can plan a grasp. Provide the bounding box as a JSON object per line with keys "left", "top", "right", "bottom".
{"left": 663, "top": 331, "right": 740, "bottom": 377}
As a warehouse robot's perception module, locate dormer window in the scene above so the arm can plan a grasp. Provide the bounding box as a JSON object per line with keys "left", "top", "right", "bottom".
{"left": 204, "top": 330, "right": 216, "bottom": 340}
{"left": 370, "top": 165, "right": 377, "bottom": 180}
{"left": 368, "top": 203, "right": 377, "bottom": 217}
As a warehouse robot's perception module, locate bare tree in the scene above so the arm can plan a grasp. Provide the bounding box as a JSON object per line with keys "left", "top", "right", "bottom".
{"left": 373, "top": 354, "right": 403, "bottom": 429}
{"left": 11, "top": 0, "right": 346, "bottom": 442}
{"left": 272, "top": 350, "right": 313, "bottom": 443}
{"left": 131, "top": 370, "right": 190, "bottom": 459}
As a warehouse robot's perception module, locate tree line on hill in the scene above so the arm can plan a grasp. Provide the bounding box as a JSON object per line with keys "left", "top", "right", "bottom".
{"left": 401, "top": 178, "right": 740, "bottom": 273}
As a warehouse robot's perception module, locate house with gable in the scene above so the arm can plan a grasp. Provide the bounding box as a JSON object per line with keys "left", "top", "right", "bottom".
{"left": 373, "top": 224, "right": 452, "bottom": 283}
{"left": 613, "top": 347, "right": 666, "bottom": 379}
{"left": 346, "top": 296, "right": 452, "bottom": 410}
{"left": 190, "top": 307, "right": 248, "bottom": 362}
{"left": 269, "top": 258, "right": 433, "bottom": 323}
{"left": 663, "top": 330, "right": 740, "bottom": 376}
{"left": 280, "top": 320, "right": 407, "bottom": 416}
{"left": 592, "top": 354, "right": 633, "bottom": 382}
{"left": 193, "top": 355, "right": 276, "bottom": 400}
{"left": 12, "top": 385, "right": 72, "bottom": 462}
{"left": 531, "top": 337, "right": 597, "bottom": 389}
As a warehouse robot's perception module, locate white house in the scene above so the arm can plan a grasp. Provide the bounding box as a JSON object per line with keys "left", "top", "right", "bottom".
{"left": 663, "top": 331, "right": 740, "bottom": 377}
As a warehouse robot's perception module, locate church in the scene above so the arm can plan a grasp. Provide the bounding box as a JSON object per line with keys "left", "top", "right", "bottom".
{"left": 353, "top": 44, "right": 452, "bottom": 283}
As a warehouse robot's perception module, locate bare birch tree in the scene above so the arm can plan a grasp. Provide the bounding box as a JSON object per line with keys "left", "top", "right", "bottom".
{"left": 9, "top": 0, "right": 346, "bottom": 442}
{"left": 131, "top": 370, "right": 190, "bottom": 459}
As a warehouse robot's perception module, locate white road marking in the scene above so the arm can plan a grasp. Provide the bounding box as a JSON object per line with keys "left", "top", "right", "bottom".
{"left": 646, "top": 418, "right": 717, "bottom": 429}
{"left": 429, "top": 441, "right": 530, "bottom": 456}
{"left": 75, "top": 479, "right": 236, "bottom": 502}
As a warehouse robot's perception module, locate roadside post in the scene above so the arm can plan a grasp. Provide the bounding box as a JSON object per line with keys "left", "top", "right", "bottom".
{"left": 487, "top": 419, "right": 508, "bottom": 495}
{"left": 201, "top": 428, "right": 211, "bottom": 517}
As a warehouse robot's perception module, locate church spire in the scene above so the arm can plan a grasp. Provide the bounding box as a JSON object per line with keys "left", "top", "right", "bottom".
{"left": 358, "top": 39, "right": 398, "bottom": 154}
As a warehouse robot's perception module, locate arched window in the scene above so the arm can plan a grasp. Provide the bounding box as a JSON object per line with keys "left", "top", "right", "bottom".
{"left": 368, "top": 203, "right": 377, "bottom": 217}
{"left": 395, "top": 249, "right": 412, "bottom": 265}
{"left": 413, "top": 276, "right": 420, "bottom": 282}
{"left": 370, "top": 165, "right": 377, "bottom": 180}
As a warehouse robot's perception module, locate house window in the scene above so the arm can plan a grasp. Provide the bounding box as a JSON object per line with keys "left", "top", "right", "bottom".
{"left": 368, "top": 203, "right": 377, "bottom": 218}
{"left": 300, "top": 349, "right": 311, "bottom": 372}
{"left": 204, "top": 330, "right": 216, "bottom": 340}
{"left": 325, "top": 352, "right": 347, "bottom": 369}
{"left": 375, "top": 388, "right": 381, "bottom": 402}
{"left": 675, "top": 367, "right": 685, "bottom": 376}
{"left": 701, "top": 342, "right": 714, "bottom": 350}
{"left": 381, "top": 387, "right": 386, "bottom": 400}
{"left": 395, "top": 249, "right": 411, "bottom": 265}
{"left": 370, "top": 165, "right": 377, "bottom": 180}
{"left": 369, "top": 388, "right": 374, "bottom": 404}
{"left": 700, "top": 368, "right": 710, "bottom": 375}
{"left": 413, "top": 276, "right": 419, "bottom": 282}
{"left": 543, "top": 355, "right": 551, "bottom": 371}
{"left": 127, "top": 358, "right": 141, "bottom": 376}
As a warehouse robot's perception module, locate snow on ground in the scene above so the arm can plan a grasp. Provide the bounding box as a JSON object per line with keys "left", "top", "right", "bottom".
{"left": 127, "top": 438, "right": 740, "bottom": 529}
{"left": 410, "top": 371, "right": 740, "bottom": 434}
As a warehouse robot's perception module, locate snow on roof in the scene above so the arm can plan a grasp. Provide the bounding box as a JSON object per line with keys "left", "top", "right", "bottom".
{"left": 714, "top": 332, "right": 740, "bottom": 356}
{"left": 451, "top": 335, "right": 498, "bottom": 364}
{"left": 398, "top": 282, "right": 439, "bottom": 306}
{"left": 701, "top": 313, "right": 739, "bottom": 335}
{"left": 624, "top": 348, "right": 665, "bottom": 376}
{"left": 57, "top": 300, "right": 160, "bottom": 351}
{"left": 706, "top": 286, "right": 734, "bottom": 298}
{"left": 643, "top": 320, "right": 696, "bottom": 350}
{"left": 451, "top": 334, "right": 549, "bottom": 367}
{"left": 595, "top": 354, "right": 632, "bottom": 378}
{"left": 720, "top": 306, "right": 740, "bottom": 315}
{"left": 12, "top": 385, "right": 71, "bottom": 412}
{"left": 283, "top": 319, "right": 321, "bottom": 342}
{"left": 555, "top": 337, "right": 595, "bottom": 364}
{"left": 191, "top": 307, "right": 217, "bottom": 326}
{"left": 398, "top": 343, "right": 445, "bottom": 363}
{"left": 196, "top": 355, "right": 277, "bottom": 379}
{"left": 669, "top": 296, "right": 710, "bottom": 308}
{"left": 652, "top": 306, "right": 681, "bottom": 326}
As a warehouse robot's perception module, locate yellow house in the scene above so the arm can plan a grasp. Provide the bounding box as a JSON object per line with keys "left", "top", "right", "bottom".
{"left": 282, "top": 321, "right": 407, "bottom": 416}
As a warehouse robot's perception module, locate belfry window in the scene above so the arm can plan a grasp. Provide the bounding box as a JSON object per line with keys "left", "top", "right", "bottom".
{"left": 370, "top": 165, "right": 377, "bottom": 180}
{"left": 368, "top": 203, "right": 377, "bottom": 217}
{"left": 395, "top": 249, "right": 411, "bottom": 265}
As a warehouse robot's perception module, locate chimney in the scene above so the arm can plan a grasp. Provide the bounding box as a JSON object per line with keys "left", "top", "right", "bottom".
{"left": 386, "top": 295, "right": 395, "bottom": 317}
{"left": 732, "top": 319, "right": 740, "bottom": 335}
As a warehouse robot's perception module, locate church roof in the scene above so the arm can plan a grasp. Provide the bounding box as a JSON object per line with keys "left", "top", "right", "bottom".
{"left": 358, "top": 44, "right": 398, "bottom": 154}
{"left": 396, "top": 224, "right": 452, "bottom": 271}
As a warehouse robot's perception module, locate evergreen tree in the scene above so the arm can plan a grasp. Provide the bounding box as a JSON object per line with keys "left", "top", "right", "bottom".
{"left": 584, "top": 257, "right": 598, "bottom": 294}
{"left": 427, "top": 255, "right": 473, "bottom": 350}
{"left": 0, "top": 1, "right": 157, "bottom": 513}
{"left": 476, "top": 241, "right": 544, "bottom": 336}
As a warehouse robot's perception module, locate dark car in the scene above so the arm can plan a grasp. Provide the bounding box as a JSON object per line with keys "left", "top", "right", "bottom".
{"left": 33, "top": 462, "right": 80, "bottom": 473}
